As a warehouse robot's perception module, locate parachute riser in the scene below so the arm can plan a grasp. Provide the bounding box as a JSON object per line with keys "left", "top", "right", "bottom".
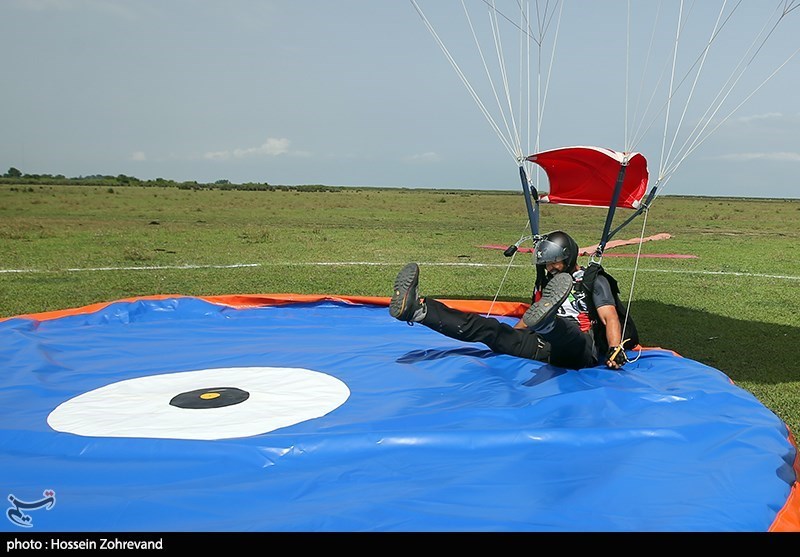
{"left": 605, "top": 185, "right": 659, "bottom": 242}
{"left": 593, "top": 159, "right": 629, "bottom": 263}
{"left": 519, "top": 165, "right": 539, "bottom": 236}
{"left": 501, "top": 166, "right": 540, "bottom": 258}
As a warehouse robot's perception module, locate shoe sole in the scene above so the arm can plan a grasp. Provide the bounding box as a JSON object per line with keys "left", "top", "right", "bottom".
{"left": 523, "top": 272, "right": 574, "bottom": 329}
{"left": 390, "top": 263, "right": 420, "bottom": 321}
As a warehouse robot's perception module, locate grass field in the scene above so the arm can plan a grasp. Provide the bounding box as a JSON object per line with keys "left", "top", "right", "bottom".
{"left": 1, "top": 184, "right": 799, "bottom": 436}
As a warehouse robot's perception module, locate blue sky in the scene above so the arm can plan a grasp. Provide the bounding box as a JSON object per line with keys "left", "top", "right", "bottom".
{"left": 1, "top": 1, "right": 798, "bottom": 198}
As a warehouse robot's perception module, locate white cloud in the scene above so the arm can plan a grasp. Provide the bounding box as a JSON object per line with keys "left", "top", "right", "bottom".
{"left": 203, "top": 138, "right": 310, "bottom": 161}
{"left": 404, "top": 152, "right": 441, "bottom": 164}
{"left": 714, "top": 152, "right": 800, "bottom": 162}
{"left": 130, "top": 151, "right": 146, "bottom": 161}
{"left": 734, "top": 112, "right": 784, "bottom": 124}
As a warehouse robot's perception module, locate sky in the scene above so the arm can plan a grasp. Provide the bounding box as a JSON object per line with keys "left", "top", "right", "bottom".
{"left": 1, "top": 0, "right": 798, "bottom": 199}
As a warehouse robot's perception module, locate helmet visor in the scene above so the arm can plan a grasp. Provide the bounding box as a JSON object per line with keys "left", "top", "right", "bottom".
{"left": 535, "top": 238, "right": 567, "bottom": 265}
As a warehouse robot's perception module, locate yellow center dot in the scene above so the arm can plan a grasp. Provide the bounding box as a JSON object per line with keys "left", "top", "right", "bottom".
{"left": 200, "top": 392, "right": 221, "bottom": 400}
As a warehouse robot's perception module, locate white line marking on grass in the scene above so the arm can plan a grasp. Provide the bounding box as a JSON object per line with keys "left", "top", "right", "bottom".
{"left": 603, "top": 267, "right": 800, "bottom": 281}
{"left": 0, "top": 263, "right": 260, "bottom": 273}
{"left": 1, "top": 261, "right": 798, "bottom": 281}
{"left": 273, "top": 261, "right": 800, "bottom": 280}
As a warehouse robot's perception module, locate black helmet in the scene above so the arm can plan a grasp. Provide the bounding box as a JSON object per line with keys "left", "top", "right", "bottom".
{"left": 535, "top": 230, "right": 579, "bottom": 271}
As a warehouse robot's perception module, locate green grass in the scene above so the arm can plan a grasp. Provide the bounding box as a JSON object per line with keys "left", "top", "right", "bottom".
{"left": 1, "top": 184, "right": 799, "bottom": 435}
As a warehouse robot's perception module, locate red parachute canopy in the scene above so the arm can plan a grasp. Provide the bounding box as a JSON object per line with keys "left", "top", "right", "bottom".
{"left": 526, "top": 146, "right": 648, "bottom": 209}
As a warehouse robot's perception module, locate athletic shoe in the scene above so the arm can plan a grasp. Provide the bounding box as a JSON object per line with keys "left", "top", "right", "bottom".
{"left": 390, "top": 263, "right": 422, "bottom": 322}
{"left": 522, "top": 271, "right": 574, "bottom": 330}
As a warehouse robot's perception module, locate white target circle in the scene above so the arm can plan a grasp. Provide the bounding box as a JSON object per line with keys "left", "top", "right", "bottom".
{"left": 47, "top": 366, "right": 350, "bottom": 440}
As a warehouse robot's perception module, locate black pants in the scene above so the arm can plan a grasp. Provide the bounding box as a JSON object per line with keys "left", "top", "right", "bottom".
{"left": 421, "top": 298, "right": 598, "bottom": 370}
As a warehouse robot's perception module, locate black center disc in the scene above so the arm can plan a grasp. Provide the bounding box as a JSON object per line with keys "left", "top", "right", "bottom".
{"left": 169, "top": 387, "right": 250, "bottom": 409}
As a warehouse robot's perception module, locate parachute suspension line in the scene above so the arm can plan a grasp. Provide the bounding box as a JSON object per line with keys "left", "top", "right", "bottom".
{"left": 523, "top": 2, "right": 536, "bottom": 188}
{"left": 484, "top": 252, "right": 517, "bottom": 318}
{"left": 462, "top": 1, "right": 521, "bottom": 159}
{"left": 450, "top": 0, "right": 566, "bottom": 165}
{"left": 628, "top": 3, "right": 665, "bottom": 153}
{"left": 656, "top": 0, "right": 685, "bottom": 184}
{"left": 462, "top": 1, "right": 549, "bottom": 249}
{"left": 484, "top": 224, "right": 525, "bottom": 318}
{"left": 650, "top": 4, "right": 800, "bottom": 199}
{"left": 660, "top": 0, "right": 729, "bottom": 177}
{"left": 628, "top": 1, "right": 739, "bottom": 164}
{"left": 522, "top": 2, "right": 531, "bottom": 162}
{"left": 530, "top": 0, "right": 564, "bottom": 150}
{"left": 624, "top": 0, "right": 631, "bottom": 150}
{"left": 505, "top": 2, "right": 564, "bottom": 308}
{"left": 410, "top": 0, "right": 518, "bottom": 161}
{"left": 482, "top": 1, "right": 565, "bottom": 164}
{"left": 658, "top": 5, "right": 800, "bottom": 186}
{"left": 785, "top": 0, "right": 800, "bottom": 16}
{"left": 410, "top": 1, "right": 565, "bottom": 197}
{"left": 659, "top": 0, "right": 759, "bottom": 181}
{"left": 620, "top": 206, "right": 650, "bottom": 365}
{"left": 485, "top": 209, "right": 536, "bottom": 317}
{"left": 456, "top": 2, "right": 562, "bottom": 243}
{"left": 531, "top": 1, "right": 564, "bottom": 184}
{"left": 626, "top": 0, "right": 797, "bottom": 190}
{"left": 657, "top": 49, "right": 800, "bottom": 190}
{"left": 670, "top": 48, "right": 800, "bottom": 179}
{"left": 485, "top": 2, "right": 525, "bottom": 159}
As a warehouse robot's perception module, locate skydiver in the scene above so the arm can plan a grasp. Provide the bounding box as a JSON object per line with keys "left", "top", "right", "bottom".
{"left": 388, "top": 230, "right": 638, "bottom": 370}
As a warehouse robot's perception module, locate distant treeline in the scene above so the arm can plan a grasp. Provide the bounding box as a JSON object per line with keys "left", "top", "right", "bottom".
{"left": 0, "top": 166, "right": 523, "bottom": 195}
{"left": 0, "top": 167, "right": 342, "bottom": 192}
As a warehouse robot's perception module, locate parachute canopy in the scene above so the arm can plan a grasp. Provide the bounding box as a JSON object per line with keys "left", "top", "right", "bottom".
{"left": 527, "top": 146, "right": 649, "bottom": 209}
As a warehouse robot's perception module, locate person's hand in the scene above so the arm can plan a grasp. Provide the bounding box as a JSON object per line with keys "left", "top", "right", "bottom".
{"left": 606, "top": 345, "right": 629, "bottom": 370}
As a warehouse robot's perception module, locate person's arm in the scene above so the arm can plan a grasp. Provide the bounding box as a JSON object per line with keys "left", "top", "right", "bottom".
{"left": 592, "top": 274, "right": 628, "bottom": 370}
{"left": 596, "top": 303, "right": 625, "bottom": 369}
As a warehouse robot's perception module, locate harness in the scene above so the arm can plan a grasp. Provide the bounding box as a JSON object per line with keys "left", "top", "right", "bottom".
{"left": 533, "top": 263, "right": 639, "bottom": 357}
{"left": 578, "top": 263, "right": 639, "bottom": 355}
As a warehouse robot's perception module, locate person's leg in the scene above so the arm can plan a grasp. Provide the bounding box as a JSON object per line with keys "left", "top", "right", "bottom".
{"left": 389, "top": 262, "right": 547, "bottom": 361}
{"left": 521, "top": 271, "right": 596, "bottom": 369}
{"left": 522, "top": 272, "right": 573, "bottom": 329}
{"left": 390, "top": 263, "right": 427, "bottom": 322}
{"left": 537, "top": 318, "right": 597, "bottom": 369}
{"left": 421, "top": 298, "right": 547, "bottom": 360}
